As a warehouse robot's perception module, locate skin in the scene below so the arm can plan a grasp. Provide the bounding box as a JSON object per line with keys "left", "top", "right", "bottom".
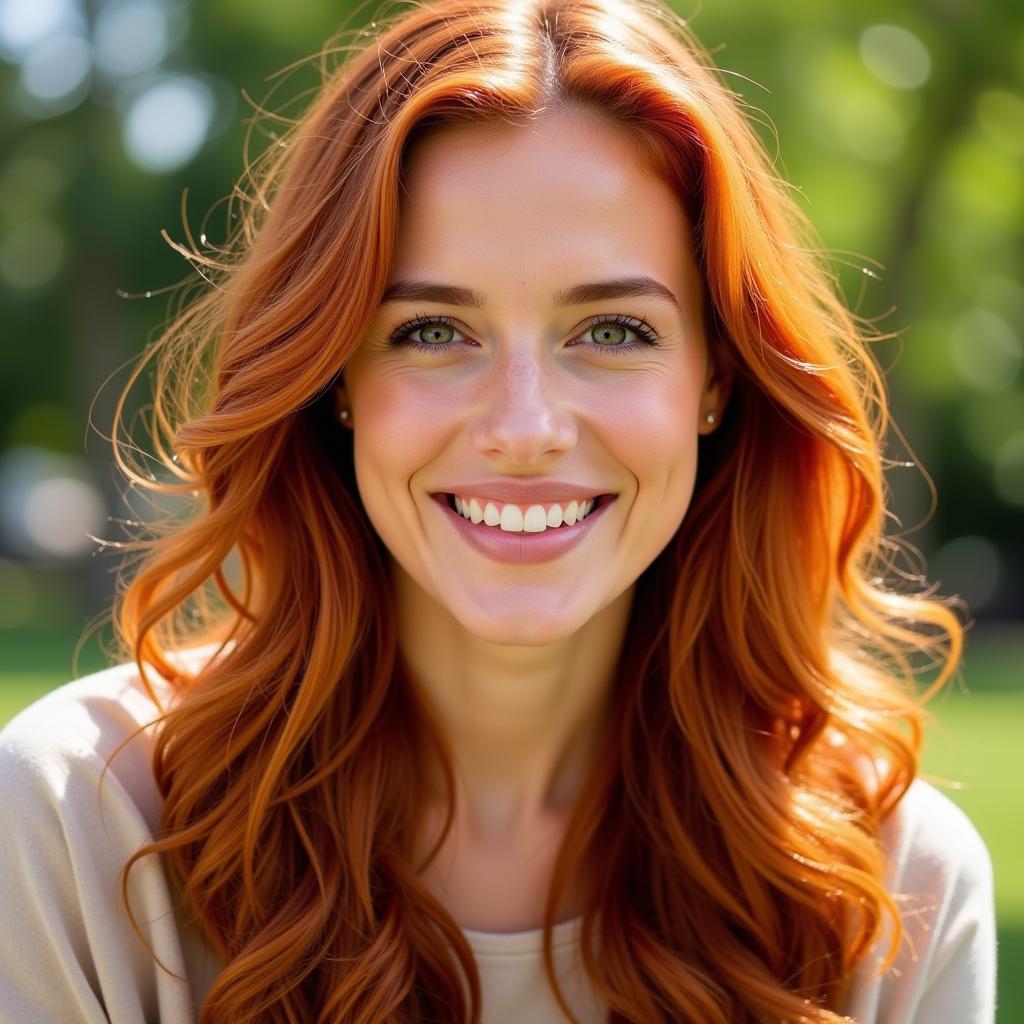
{"left": 335, "top": 110, "right": 731, "bottom": 925}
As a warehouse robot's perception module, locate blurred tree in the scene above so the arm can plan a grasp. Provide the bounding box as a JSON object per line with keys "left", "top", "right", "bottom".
{"left": 0, "top": 0, "right": 1021, "bottom": 632}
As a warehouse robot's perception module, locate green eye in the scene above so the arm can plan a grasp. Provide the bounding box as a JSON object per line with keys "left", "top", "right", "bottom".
{"left": 415, "top": 323, "right": 455, "bottom": 346}
{"left": 591, "top": 323, "right": 628, "bottom": 346}
{"left": 579, "top": 315, "right": 661, "bottom": 355}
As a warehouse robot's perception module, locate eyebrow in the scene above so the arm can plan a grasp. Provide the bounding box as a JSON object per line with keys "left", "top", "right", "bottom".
{"left": 379, "top": 275, "right": 680, "bottom": 309}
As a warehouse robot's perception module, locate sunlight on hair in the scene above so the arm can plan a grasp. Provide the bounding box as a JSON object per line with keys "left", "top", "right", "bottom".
{"left": 100, "top": 2, "right": 968, "bottom": 1021}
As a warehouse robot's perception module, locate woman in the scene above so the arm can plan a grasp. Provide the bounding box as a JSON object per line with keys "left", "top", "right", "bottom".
{"left": 0, "top": 0, "right": 995, "bottom": 1021}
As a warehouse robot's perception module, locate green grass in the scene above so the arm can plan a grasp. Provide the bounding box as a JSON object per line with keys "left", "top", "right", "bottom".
{"left": 0, "top": 673, "right": 63, "bottom": 726}
{"left": 917, "top": 687, "right": 1023, "bottom": 1023}
{"left": 921, "top": 690, "right": 1024, "bottom": 918}
{"left": 1, "top": 626, "right": 1021, "bottom": 1019}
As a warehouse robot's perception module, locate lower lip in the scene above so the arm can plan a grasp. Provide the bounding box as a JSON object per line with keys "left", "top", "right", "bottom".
{"left": 430, "top": 493, "right": 616, "bottom": 565}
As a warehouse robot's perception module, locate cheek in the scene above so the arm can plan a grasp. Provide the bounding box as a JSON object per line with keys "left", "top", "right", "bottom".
{"left": 588, "top": 366, "right": 703, "bottom": 559}
{"left": 347, "top": 375, "right": 439, "bottom": 565}
{"left": 352, "top": 369, "right": 461, "bottom": 473}
{"left": 590, "top": 365, "right": 702, "bottom": 475}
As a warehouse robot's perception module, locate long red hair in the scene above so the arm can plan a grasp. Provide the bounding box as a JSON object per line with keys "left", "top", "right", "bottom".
{"left": 101, "top": 0, "right": 964, "bottom": 1019}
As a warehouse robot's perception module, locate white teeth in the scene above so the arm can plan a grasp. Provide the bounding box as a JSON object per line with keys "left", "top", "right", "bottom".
{"left": 522, "top": 505, "right": 547, "bottom": 533}
{"left": 452, "top": 495, "right": 598, "bottom": 533}
{"left": 499, "top": 504, "right": 524, "bottom": 532}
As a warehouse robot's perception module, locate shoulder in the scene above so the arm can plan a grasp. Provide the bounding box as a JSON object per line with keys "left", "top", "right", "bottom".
{"left": 840, "top": 777, "right": 997, "bottom": 1022}
{"left": 880, "top": 777, "right": 993, "bottom": 903}
{"left": 0, "top": 648, "right": 229, "bottom": 1022}
{"left": 0, "top": 644, "right": 225, "bottom": 832}
{"left": 835, "top": 738, "right": 992, "bottom": 896}
{"left": 0, "top": 661, "right": 157, "bottom": 820}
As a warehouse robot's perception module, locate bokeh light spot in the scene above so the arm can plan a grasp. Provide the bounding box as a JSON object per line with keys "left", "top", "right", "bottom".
{"left": 121, "top": 74, "right": 215, "bottom": 172}
{"left": 94, "top": 0, "right": 168, "bottom": 78}
{"left": 0, "top": 447, "right": 106, "bottom": 563}
{"left": 860, "top": 25, "right": 931, "bottom": 90}
{"left": 931, "top": 535, "right": 1002, "bottom": 612}
{"left": 949, "top": 308, "right": 1023, "bottom": 392}
{"left": 0, "top": 0, "right": 83, "bottom": 60}
{"left": 23, "top": 477, "right": 105, "bottom": 557}
{"left": 19, "top": 33, "right": 91, "bottom": 117}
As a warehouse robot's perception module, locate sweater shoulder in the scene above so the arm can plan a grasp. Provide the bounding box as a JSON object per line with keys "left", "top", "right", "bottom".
{"left": 0, "top": 645, "right": 226, "bottom": 826}
{"left": 881, "top": 776, "right": 993, "bottom": 898}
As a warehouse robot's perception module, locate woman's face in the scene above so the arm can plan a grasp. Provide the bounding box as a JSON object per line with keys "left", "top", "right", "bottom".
{"left": 338, "top": 111, "right": 728, "bottom": 645}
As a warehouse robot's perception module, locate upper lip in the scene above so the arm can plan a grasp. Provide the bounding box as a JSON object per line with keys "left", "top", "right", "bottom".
{"left": 433, "top": 480, "right": 616, "bottom": 504}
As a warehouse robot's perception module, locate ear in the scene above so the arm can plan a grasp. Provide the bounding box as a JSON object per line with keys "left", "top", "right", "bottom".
{"left": 699, "top": 345, "right": 735, "bottom": 435}
{"left": 333, "top": 378, "right": 348, "bottom": 411}
{"left": 332, "top": 375, "right": 352, "bottom": 427}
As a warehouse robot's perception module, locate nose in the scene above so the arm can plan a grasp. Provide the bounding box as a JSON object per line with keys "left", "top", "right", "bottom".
{"left": 468, "top": 350, "right": 579, "bottom": 464}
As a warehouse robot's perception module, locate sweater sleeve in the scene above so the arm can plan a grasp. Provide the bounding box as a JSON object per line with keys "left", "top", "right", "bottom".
{"left": 907, "top": 791, "right": 997, "bottom": 1023}
{"left": 839, "top": 778, "right": 997, "bottom": 1023}
{"left": 0, "top": 674, "right": 206, "bottom": 1024}
{"left": 0, "top": 726, "right": 114, "bottom": 1024}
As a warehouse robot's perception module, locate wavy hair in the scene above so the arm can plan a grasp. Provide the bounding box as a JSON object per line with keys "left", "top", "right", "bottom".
{"left": 100, "top": 0, "right": 965, "bottom": 1019}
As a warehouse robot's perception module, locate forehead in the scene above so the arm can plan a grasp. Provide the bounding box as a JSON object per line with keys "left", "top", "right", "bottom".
{"left": 392, "top": 113, "right": 699, "bottom": 303}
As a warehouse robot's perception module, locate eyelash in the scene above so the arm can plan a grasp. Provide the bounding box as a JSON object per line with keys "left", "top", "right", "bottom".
{"left": 385, "top": 312, "right": 661, "bottom": 356}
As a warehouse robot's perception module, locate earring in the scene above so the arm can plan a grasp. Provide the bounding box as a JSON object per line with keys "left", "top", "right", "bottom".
{"left": 339, "top": 408, "right": 350, "bottom": 422}
{"left": 704, "top": 410, "right": 717, "bottom": 425}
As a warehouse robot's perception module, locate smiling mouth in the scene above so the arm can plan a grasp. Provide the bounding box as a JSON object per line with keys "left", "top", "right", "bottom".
{"left": 433, "top": 491, "right": 615, "bottom": 529}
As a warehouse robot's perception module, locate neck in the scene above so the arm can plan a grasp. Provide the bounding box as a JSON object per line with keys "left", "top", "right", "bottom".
{"left": 392, "top": 562, "right": 634, "bottom": 842}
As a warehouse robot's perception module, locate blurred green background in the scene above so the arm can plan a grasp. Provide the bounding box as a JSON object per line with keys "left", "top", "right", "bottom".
{"left": 0, "top": 0, "right": 1021, "bottom": 1018}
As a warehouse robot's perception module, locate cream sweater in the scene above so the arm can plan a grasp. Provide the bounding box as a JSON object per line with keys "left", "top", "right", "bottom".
{"left": 0, "top": 654, "right": 996, "bottom": 1023}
